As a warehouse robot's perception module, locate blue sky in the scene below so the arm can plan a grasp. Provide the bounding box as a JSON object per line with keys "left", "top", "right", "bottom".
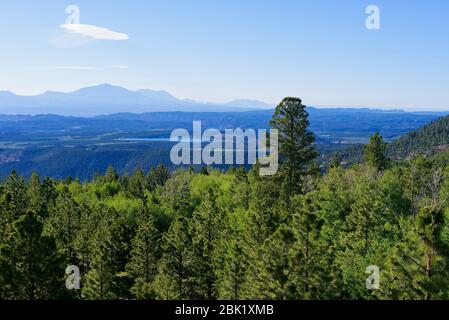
{"left": 1, "top": 0, "right": 448, "bottom": 110}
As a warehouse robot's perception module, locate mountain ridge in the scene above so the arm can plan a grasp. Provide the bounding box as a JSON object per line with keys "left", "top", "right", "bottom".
{"left": 0, "top": 84, "right": 273, "bottom": 116}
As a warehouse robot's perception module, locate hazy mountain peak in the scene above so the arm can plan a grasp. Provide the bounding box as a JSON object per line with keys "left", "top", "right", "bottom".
{"left": 73, "top": 83, "right": 131, "bottom": 94}
{"left": 0, "top": 84, "right": 274, "bottom": 115}
{"left": 137, "top": 89, "right": 179, "bottom": 103}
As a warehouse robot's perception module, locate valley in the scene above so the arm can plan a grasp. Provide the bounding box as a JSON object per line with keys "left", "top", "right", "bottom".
{"left": 0, "top": 108, "right": 445, "bottom": 179}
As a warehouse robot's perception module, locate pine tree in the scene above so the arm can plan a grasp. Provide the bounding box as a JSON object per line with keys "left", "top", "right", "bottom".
{"left": 154, "top": 216, "right": 193, "bottom": 299}
{"left": 82, "top": 208, "right": 117, "bottom": 300}
{"left": 3, "top": 171, "right": 28, "bottom": 220}
{"left": 162, "top": 171, "right": 193, "bottom": 214}
{"left": 269, "top": 97, "right": 317, "bottom": 197}
{"left": 28, "top": 172, "right": 43, "bottom": 214}
{"left": 230, "top": 166, "right": 250, "bottom": 210}
{"left": 217, "top": 233, "right": 248, "bottom": 299}
{"left": 0, "top": 211, "right": 63, "bottom": 299}
{"left": 46, "top": 187, "right": 81, "bottom": 264}
{"left": 252, "top": 193, "right": 325, "bottom": 300}
{"left": 336, "top": 168, "right": 392, "bottom": 298}
{"left": 127, "top": 168, "right": 146, "bottom": 200}
{"left": 73, "top": 201, "right": 96, "bottom": 278}
{"left": 155, "top": 164, "right": 170, "bottom": 186}
{"left": 382, "top": 202, "right": 449, "bottom": 299}
{"left": 404, "top": 155, "right": 431, "bottom": 215}
{"left": 364, "top": 132, "right": 389, "bottom": 170}
{"left": 289, "top": 193, "right": 324, "bottom": 299}
{"left": 146, "top": 164, "right": 170, "bottom": 191}
{"left": 254, "top": 223, "right": 297, "bottom": 299}
{"left": 189, "top": 188, "right": 226, "bottom": 299}
{"left": 240, "top": 165, "right": 283, "bottom": 298}
{"left": 126, "top": 205, "right": 159, "bottom": 299}
{"left": 105, "top": 165, "right": 119, "bottom": 183}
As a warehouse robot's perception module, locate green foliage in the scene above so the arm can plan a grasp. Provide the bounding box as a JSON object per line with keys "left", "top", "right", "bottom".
{"left": 364, "top": 132, "right": 389, "bottom": 170}
{"left": 2, "top": 155, "right": 449, "bottom": 300}
{"left": 0, "top": 210, "right": 63, "bottom": 299}
{"left": 270, "top": 97, "right": 318, "bottom": 197}
{"left": 388, "top": 114, "right": 449, "bottom": 159}
{"left": 154, "top": 216, "right": 193, "bottom": 299}
{"left": 126, "top": 205, "right": 159, "bottom": 299}
{"left": 81, "top": 206, "right": 119, "bottom": 299}
{"left": 189, "top": 188, "right": 226, "bottom": 299}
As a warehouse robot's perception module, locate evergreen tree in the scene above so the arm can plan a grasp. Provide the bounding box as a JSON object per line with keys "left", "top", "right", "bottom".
{"left": 73, "top": 202, "right": 95, "bottom": 278}
{"left": 82, "top": 208, "right": 117, "bottom": 300}
{"left": 241, "top": 165, "right": 282, "bottom": 298}
{"left": 382, "top": 202, "right": 449, "bottom": 299}
{"left": 0, "top": 211, "right": 63, "bottom": 300}
{"left": 364, "top": 132, "right": 389, "bottom": 170}
{"left": 229, "top": 166, "right": 250, "bottom": 210}
{"left": 126, "top": 205, "right": 159, "bottom": 299}
{"left": 154, "top": 216, "right": 193, "bottom": 299}
{"left": 217, "top": 231, "right": 248, "bottom": 299}
{"left": 404, "top": 155, "right": 431, "bottom": 215}
{"left": 3, "top": 171, "right": 28, "bottom": 220}
{"left": 155, "top": 164, "right": 170, "bottom": 186}
{"left": 269, "top": 97, "right": 317, "bottom": 197}
{"left": 336, "top": 167, "right": 392, "bottom": 298}
{"left": 189, "top": 188, "right": 226, "bottom": 299}
{"left": 289, "top": 193, "right": 325, "bottom": 299}
{"left": 105, "top": 165, "right": 119, "bottom": 183}
{"left": 46, "top": 187, "right": 81, "bottom": 263}
{"left": 127, "top": 168, "right": 146, "bottom": 200}
{"left": 254, "top": 224, "right": 297, "bottom": 299}
{"left": 147, "top": 164, "right": 170, "bottom": 191}
{"left": 162, "top": 171, "right": 193, "bottom": 215}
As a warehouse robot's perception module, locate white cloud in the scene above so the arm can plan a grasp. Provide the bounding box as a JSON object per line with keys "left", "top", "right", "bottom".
{"left": 60, "top": 24, "right": 129, "bottom": 41}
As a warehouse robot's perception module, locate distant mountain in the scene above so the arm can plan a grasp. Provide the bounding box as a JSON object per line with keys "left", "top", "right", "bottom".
{"left": 136, "top": 89, "right": 183, "bottom": 104}
{"left": 43, "top": 84, "right": 150, "bottom": 106}
{"left": 0, "top": 84, "right": 272, "bottom": 116}
{"left": 224, "top": 99, "right": 272, "bottom": 108}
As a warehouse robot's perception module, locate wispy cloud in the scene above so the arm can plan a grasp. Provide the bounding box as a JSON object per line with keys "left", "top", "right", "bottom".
{"left": 60, "top": 24, "right": 129, "bottom": 41}
{"left": 49, "top": 66, "right": 100, "bottom": 71}
{"left": 112, "top": 65, "right": 129, "bottom": 69}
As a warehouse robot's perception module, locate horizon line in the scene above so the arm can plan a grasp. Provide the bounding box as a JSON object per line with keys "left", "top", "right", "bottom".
{"left": 1, "top": 82, "right": 448, "bottom": 112}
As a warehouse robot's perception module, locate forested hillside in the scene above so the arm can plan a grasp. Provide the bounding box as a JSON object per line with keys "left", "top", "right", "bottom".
{"left": 1, "top": 98, "right": 449, "bottom": 300}
{"left": 388, "top": 115, "right": 449, "bottom": 159}
{"left": 332, "top": 114, "right": 449, "bottom": 167}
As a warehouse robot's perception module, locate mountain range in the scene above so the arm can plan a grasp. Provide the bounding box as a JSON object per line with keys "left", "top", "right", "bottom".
{"left": 0, "top": 84, "right": 273, "bottom": 116}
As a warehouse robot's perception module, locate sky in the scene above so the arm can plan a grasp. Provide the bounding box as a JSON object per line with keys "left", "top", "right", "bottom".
{"left": 0, "top": 0, "right": 448, "bottom": 110}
